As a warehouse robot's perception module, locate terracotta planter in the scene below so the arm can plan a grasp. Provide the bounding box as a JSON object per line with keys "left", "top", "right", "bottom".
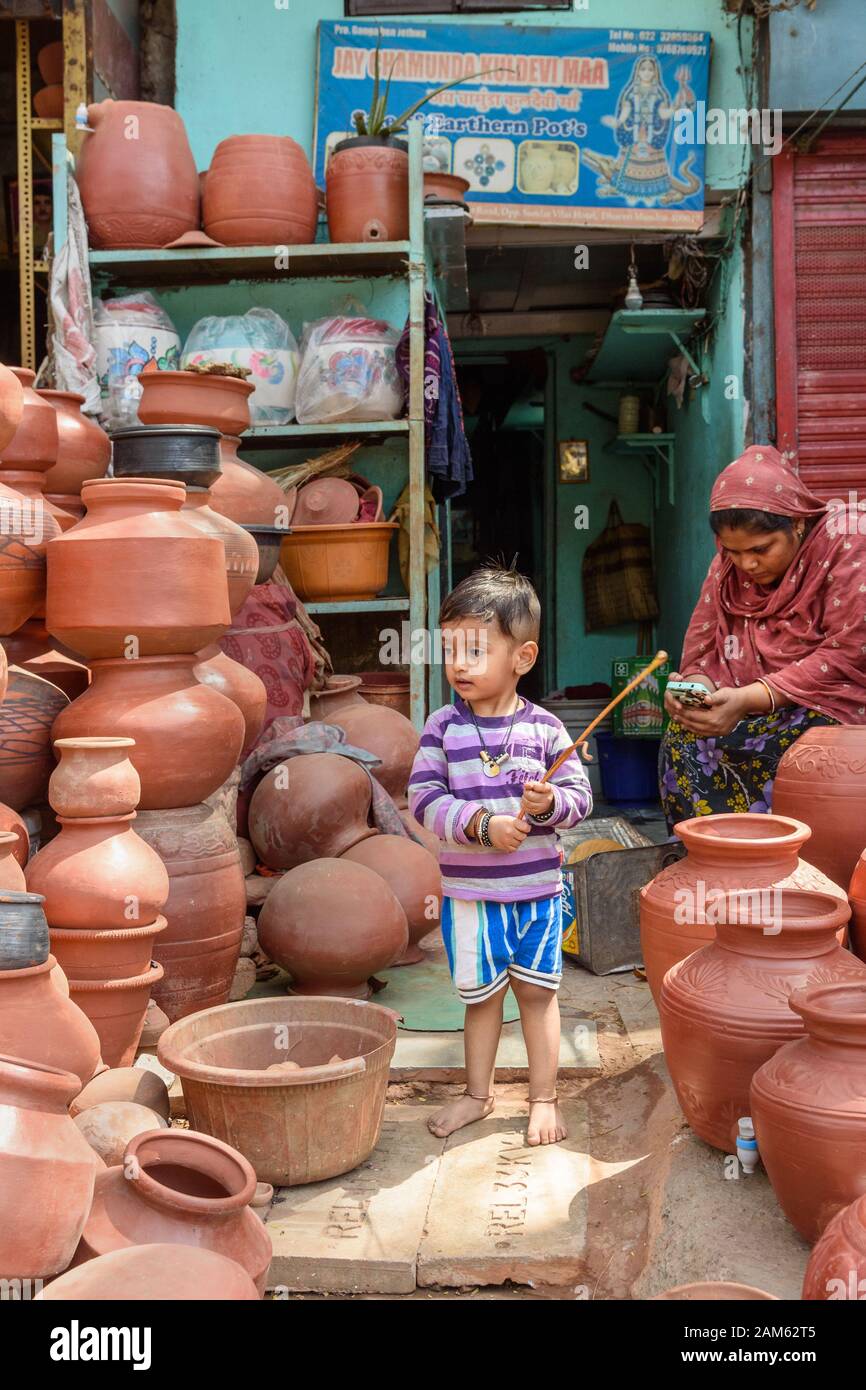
{"left": 74, "top": 1127, "right": 272, "bottom": 1293}
{"left": 639, "top": 813, "right": 847, "bottom": 1004}
{"left": 71, "top": 1064, "right": 171, "bottom": 1121}
{"left": 37, "top": 40, "right": 64, "bottom": 85}
{"left": 50, "top": 917, "right": 167, "bottom": 982}
{"left": 802, "top": 1194, "right": 866, "bottom": 1300}
{"left": 0, "top": 1055, "right": 101, "bottom": 1279}
{"left": 182, "top": 489, "right": 259, "bottom": 616}
{"left": 0, "top": 368, "right": 57, "bottom": 478}
{"left": 248, "top": 751, "right": 376, "bottom": 870}
{"left": 38, "top": 391, "right": 111, "bottom": 496}
{"left": 40, "top": 1242, "right": 260, "bottom": 1301}
{"left": 76, "top": 100, "right": 199, "bottom": 249}
{"left": 774, "top": 728, "right": 866, "bottom": 890}
{"left": 341, "top": 833, "right": 441, "bottom": 965}
{"left": 0, "top": 478, "right": 60, "bottom": 635}
{"left": 280, "top": 521, "right": 398, "bottom": 602}
{"left": 2, "top": 619, "right": 90, "bottom": 698}
{"left": 307, "top": 673, "right": 367, "bottom": 722}
{"left": 0, "top": 833, "right": 26, "bottom": 892}
{"left": 135, "top": 803, "right": 246, "bottom": 1022}
{"left": 68, "top": 960, "right": 164, "bottom": 1068}
{"left": 209, "top": 437, "right": 291, "bottom": 526}
{"left": 49, "top": 736, "right": 139, "bottom": 819}
{"left": 0, "top": 363, "right": 23, "bottom": 453}
{"left": 359, "top": 670, "right": 411, "bottom": 720}
{"left": 0, "top": 801, "right": 29, "bottom": 867}
{"left": 138, "top": 371, "right": 254, "bottom": 437}
{"left": 0, "top": 954, "right": 101, "bottom": 1087}
{"left": 0, "top": 889, "right": 48, "bottom": 967}
{"left": 333, "top": 701, "right": 419, "bottom": 807}
{"left": 326, "top": 137, "right": 409, "bottom": 243}
{"left": 751, "top": 981, "right": 866, "bottom": 1241}
{"left": 258, "top": 858, "right": 408, "bottom": 998}
{"left": 423, "top": 171, "right": 470, "bottom": 203}
{"left": 26, "top": 813, "right": 169, "bottom": 930}
{"left": 204, "top": 134, "right": 318, "bottom": 247}
{"left": 193, "top": 645, "right": 267, "bottom": 755}
{"left": 52, "top": 655, "right": 245, "bottom": 810}
{"left": 46, "top": 478, "right": 231, "bottom": 659}
{"left": 0, "top": 666, "right": 68, "bottom": 811}
{"left": 660, "top": 890, "right": 865, "bottom": 1151}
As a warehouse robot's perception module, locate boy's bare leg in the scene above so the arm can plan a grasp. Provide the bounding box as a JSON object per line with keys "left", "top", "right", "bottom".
{"left": 427, "top": 987, "right": 504, "bottom": 1138}
{"left": 510, "top": 978, "right": 567, "bottom": 1145}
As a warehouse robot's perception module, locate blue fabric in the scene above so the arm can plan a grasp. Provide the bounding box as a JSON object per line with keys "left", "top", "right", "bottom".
{"left": 428, "top": 316, "right": 473, "bottom": 501}
{"left": 441, "top": 893, "right": 563, "bottom": 1004}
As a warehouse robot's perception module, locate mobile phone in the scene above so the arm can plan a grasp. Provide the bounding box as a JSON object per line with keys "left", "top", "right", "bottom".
{"left": 667, "top": 679, "right": 712, "bottom": 708}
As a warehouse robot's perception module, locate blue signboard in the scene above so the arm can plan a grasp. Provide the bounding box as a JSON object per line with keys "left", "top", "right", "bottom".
{"left": 315, "top": 20, "right": 712, "bottom": 230}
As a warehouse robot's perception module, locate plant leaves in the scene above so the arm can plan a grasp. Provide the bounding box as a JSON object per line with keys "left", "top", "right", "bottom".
{"left": 386, "top": 67, "right": 514, "bottom": 136}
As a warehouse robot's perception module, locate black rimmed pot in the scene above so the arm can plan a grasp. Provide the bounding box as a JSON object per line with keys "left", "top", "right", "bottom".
{"left": 110, "top": 425, "right": 222, "bottom": 489}
{"left": 240, "top": 525, "right": 292, "bottom": 584}
{"left": 0, "top": 891, "right": 49, "bottom": 971}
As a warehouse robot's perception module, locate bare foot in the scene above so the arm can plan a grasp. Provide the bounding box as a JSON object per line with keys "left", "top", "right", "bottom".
{"left": 527, "top": 1101, "right": 567, "bottom": 1146}
{"left": 428, "top": 1094, "right": 494, "bottom": 1138}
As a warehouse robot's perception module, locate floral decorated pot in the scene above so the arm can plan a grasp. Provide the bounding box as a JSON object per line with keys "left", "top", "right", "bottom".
{"left": 802, "top": 1194, "right": 866, "bottom": 1300}
{"left": 774, "top": 728, "right": 866, "bottom": 891}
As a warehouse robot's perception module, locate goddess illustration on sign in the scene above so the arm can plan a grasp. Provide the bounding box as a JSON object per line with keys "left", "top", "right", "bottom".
{"left": 583, "top": 57, "right": 701, "bottom": 206}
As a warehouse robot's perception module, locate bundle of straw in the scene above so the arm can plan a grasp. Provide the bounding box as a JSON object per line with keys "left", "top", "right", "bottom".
{"left": 268, "top": 441, "right": 364, "bottom": 495}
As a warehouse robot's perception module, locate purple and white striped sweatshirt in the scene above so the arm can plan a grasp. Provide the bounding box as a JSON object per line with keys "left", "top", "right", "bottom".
{"left": 408, "top": 697, "right": 592, "bottom": 903}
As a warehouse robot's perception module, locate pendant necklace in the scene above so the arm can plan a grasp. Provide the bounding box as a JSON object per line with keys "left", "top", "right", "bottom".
{"left": 466, "top": 699, "right": 521, "bottom": 778}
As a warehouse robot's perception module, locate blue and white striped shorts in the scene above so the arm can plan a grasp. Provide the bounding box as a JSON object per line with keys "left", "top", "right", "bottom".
{"left": 441, "top": 894, "right": 563, "bottom": 1004}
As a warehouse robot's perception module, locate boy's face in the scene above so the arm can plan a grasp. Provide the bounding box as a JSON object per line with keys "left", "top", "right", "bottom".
{"left": 442, "top": 617, "right": 537, "bottom": 702}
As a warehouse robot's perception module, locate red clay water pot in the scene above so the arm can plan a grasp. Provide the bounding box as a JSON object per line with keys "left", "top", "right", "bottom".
{"left": 332, "top": 701, "right": 419, "bottom": 807}
{"left": 258, "top": 858, "right": 408, "bottom": 998}
{"left": 51, "top": 655, "right": 245, "bottom": 809}
{"left": 49, "top": 736, "right": 140, "bottom": 818}
{"left": 0, "top": 362, "right": 23, "bottom": 453}
{"left": 0, "top": 832, "right": 26, "bottom": 891}
{"left": 74, "top": 1127, "right": 272, "bottom": 1293}
{"left": 26, "top": 812, "right": 169, "bottom": 930}
{"left": 0, "top": 666, "right": 68, "bottom": 811}
{"left": 135, "top": 803, "right": 246, "bottom": 1022}
{"left": 68, "top": 960, "right": 164, "bottom": 1068}
{"left": 70, "top": 1065, "right": 171, "bottom": 1121}
{"left": 37, "top": 39, "right": 63, "bottom": 84}
{"left": 2, "top": 619, "right": 89, "bottom": 698}
{"left": 0, "top": 954, "right": 101, "bottom": 1087}
{"left": 399, "top": 807, "right": 441, "bottom": 859}
{"left": 0, "top": 801, "right": 29, "bottom": 867}
{"left": 773, "top": 727, "right": 866, "bottom": 890}
{"left": 751, "top": 981, "right": 866, "bottom": 1241}
{"left": 0, "top": 1054, "right": 101, "bottom": 1280}
{"left": 38, "top": 391, "right": 110, "bottom": 496}
{"left": 182, "top": 488, "right": 259, "bottom": 616}
{"left": 209, "top": 437, "right": 291, "bottom": 527}
{"left": 0, "top": 368, "right": 57, "bottom": 478}
{"left": 850, "top": 852, "right": 866, "bottom": 963}
{"left": 76, "top": 100, "right": 199, "bottom": 249}
{"left": 359, "top": 670, "right": 411, "bottom": 720}
{"left": 802, "top": 1194, "right": 866, "bottom": 1300}
{"left": 639, "top": 813, "right": 847, "bottom": 1004}
{"left": 193, "top": 645, "right": 267, "bottom": 756}
{"left": 341, "top": 833, "right": 441, "bottom": 965}
{"left": 660, "top": 890, "right": 865, "bottom": 1151}
{"left": 40, "top": 1242, "right": 261, "bottom": 1301}
{"left": 138, "top": 371, "right": 254, "bottom": 437}
{"left": 50, "top": 917, "right": 167, "bottom": 982}
{"left": 2, "top": 467, "right": 75, "bottom": 540}
{"left": 74, "top": 1100, "right": 169, "bottom": 1167}
{"left": 307, "top": 673, "right": 367, "bottom": 722}
{"left": 0, "top": 478, "right": 61, "bottom": 635}
{"left": 248, "top": 751, "right": 376, "bottom": 870}
{"left": 326, "top": 137, "right": 409, "bottom": 243}
{"left": 203, "top": 134, "right": 318, "bottom": 246}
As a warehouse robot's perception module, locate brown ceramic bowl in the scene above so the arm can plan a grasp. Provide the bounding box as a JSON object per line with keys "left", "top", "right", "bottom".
{"left": 137, "top": 371, "right": 254, "bottom": 437}
{"left": 34, "top": 85, "right": 63, "bottom": 120}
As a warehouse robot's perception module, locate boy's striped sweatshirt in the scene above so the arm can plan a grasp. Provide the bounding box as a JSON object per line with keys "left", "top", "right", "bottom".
{"left": 408, "top": 696, "right": 592, "bottom": 903}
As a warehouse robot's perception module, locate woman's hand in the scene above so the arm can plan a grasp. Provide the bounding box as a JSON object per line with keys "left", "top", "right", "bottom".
{"left": 672, "top": 686, "right": 752, "bottom": 736}
{"left": 488, "top": 815, "right": 531, "bottom": 852}
{"left": 664, "top": 671, "right": 714, "bottom": 720}
{"left": 521, "top": 780, "right": 555, "bottom": 817}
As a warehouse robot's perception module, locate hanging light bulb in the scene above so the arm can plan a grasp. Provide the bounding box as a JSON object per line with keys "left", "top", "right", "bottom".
{"left": 625, "top": 261, "right": 644, "bottom": 311}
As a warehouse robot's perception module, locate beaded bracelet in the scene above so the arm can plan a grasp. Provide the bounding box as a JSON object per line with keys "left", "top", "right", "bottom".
{"left": 530, "top": 805, "right": 556, "bottom": 824}
{"left": 479, "top": 811, "right": 494, "bottom": 848}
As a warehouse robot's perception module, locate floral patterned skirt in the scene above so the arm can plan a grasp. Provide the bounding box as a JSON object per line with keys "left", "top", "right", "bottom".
{"left": 659, "top": 707, "right": 839, "bottom": 829}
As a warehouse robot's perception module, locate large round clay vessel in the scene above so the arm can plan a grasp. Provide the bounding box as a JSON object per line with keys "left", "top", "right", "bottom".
{"left": 639, "top": 813, "right": 847, "bottom": 1004}
{"left": 660, "top": 891, "right": 865, "bottom": 1151}
{"left": 332, "top": 702, "right": 419, "bottom": 807}
{"left": 341, "top": 833, "right": 441, "bottom": 965}
{"left": 846, "top": 850, "right": 866, "bottom": 964}
{"left": 0, "top": 801, "right": 29, "bottom": 867}
{"left": 193, "top": 645, "right": 266, "bottom": 756}
{"left": 0, "top": 837, "right": 26, "bottom": 892}
{"left": 51, "top": 655, "right": 244, "bottom": 809}
{"left": 308, "top": 673, "right": 367, "bottom": 722}
{"left": 76, "top": 100, "right": 199, "bottom": 248}
{"left": 248, "top": 752, "right": 376, "bottom": 870}
{"left": 182, "top": 488, "right": 259, "bottom": 616}
{"left": 74, "top": 1128, "right": 272, "bottom": 1293}
{"left": 0, "top": 368, "right": 56, "bottom": 479}
{"left": 38, "top": 391, "right": 111, "bottom": 496}
{"left": 2, "top": 619, "right": 89, "bottom": 697}
{"left": 773, "top": 728, "right": 866, "bottom": 890}
{"left": 0, "top": 362, "right": 23, "bottom": 453}
{"left": 0, "top": 666, "right": 68, "bottom": 810}
{"left": 137, "top": 371, "right": 254, "bottom": 437}
{"left": 203, "top": 134, "right": 318, "bottom": 246}
{"left": 68, "top": 960, "right": 164, "bottom": 1068}
{"left": 46, "top": 478, "right": 231, "bottom": 659}
{"left": 258, "top": 858, "right": 408, "bottom": 998}
{"left": 0, "top": 955, "right": 101, "bottom": 1087}
{"left": 751, "top": 981, "right": 866, "bottom": 1241}
{"left": 326, "top": 137, "right": 409, "bottom": 243}
{"left": 802, "top": 1194, "right": 866, "bottom": 1300}
{"left": 71, "top": 1065, "right": 170, "bottom": 1121}
{"left": 0, "top": 1055, "right": 101, "bottom": 1279}
{"left": 209, "top": 438, "right": 291, "bottom": 527}
{"left": 26, "top": 813, "right": 169, "bottom": 929}
{"left": 38, "top": 1242, "right": 260, "bottom": 1301}
{"left": 0, "top": 479, "right": 60, "bottom": 635}
{"left": 135, "top": 803, "right": 246, "bottom": 1021}
{"left": 399, "top": 807, "right": 441, "bottom": 859}
{"left": 49, "top": 736, "right": 140, "bottom": 818}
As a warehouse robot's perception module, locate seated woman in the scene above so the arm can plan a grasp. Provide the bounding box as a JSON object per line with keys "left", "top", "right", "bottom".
{"left": 660, "top": 445, "right": 866, "bottom": 826}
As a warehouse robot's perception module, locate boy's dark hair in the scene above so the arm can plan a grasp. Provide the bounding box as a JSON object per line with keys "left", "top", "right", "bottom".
{"left": 710, "top": 507, "right": 795, "bottom": 537}
{"left": 440, "top": 564, "right": 540, "bottom": 644}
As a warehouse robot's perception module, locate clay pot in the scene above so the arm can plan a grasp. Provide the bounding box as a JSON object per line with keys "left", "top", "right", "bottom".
{"left": 75, "top": 1100, "right": 169, "bottom": 1166}
{"left": 359, "top": 670, "right": 411, "bottom": 720}
{"left": 292, "top": 477, "right": 360, "bottom": 526}
{"left": 308, "top": 673, "right": 367, "bottom": 722}
{"left": 0, "top": 1054, "right": 101, "bottom": 1279}
{"left": 341, "top": 834, "right": 441, "bottom": 965}
{"left": 0, "top": 368, "right": 57, "bottom": 477}
{"left": 33, "top": 84, "right": 63, "bottom": 119}
{"left": 46, "top": 478, "right": 231, "bottom": 659}
{"left": 326, "top": 137, "right": 409, "bottom": 243}
{"left": 258, "top": 858, "right": 408, "bottom": 998}
{"left": 2, "top": 466, "right": 75, "bottom": 539}
{"left": 751, "top": 981, "right": 866, "bottom": 1241}
{"left": 51, "top": 655, "right": 245, "bottom": 810}
{"left": 182, "top": 489, "right": 259, "bottom": 616}
{"left": 0, "top": 630, "right": 6, "bottom": 700}
{"left": 0, "top": 666, "right": 68, "bottom": 810}
{"left": 0, "top": 889, "right": 48, "bottom": 967}
{"left": 2, "top": 619, "right": 90, "bottom": 698}
{"left": 399, "top": 807, "right": 441, "bottom": 859}
{"left": 38, "top": 1242, "right": 261, "bottom": 1301}
{"left": 26, "top": 813, "right": 169, "bottom": 930}
{"left": 774, "top": 728, "right": 866, "bottom": 890}
{"left": 653, "top": 1283, "right": 777, "bottom": 1301}
{"left": 209, "top": 437, "right": 291, "bottom": 526}
{"left": 76, "top": 100, "right": 199, "bottom": 249}
{"left": 0, "top": 478, "right": 60, "bottom": 635}
{"left": 194, "top": 645, "right": 267, "bottom": 755}
{"left": 423, "top": 171, "right": 470, "bottom": 203}
{"left": 0, "top": 802, "right": 29, "bottom": 867}
{"left": 639, "top": 813, "right": 847, "bottom": 1004}
{"left": 0, "top": 363, "right": 23, "bottom": 453}
{"left": 74, "top": 1127, "right": 272, "bottom": 1293}
{"left": 138, "top": 998, "right": 171, "bottom": 1052}
{"left": 332, "top": 702, "right": 419, "bottom": 807}
{"left": 846, "top": 850, "right": 866, "bottom": 963}
{"left": 0, "top": 833, "right": 26, "bottom": 891}
{"left": 660, "top": 890, "right": 866, "bottom": 1152}
{"left": 280, "top": 521, "right": 398, "bottom": 602}
{"left": 203, "top": 134, "right": 318, "bottom": 247}
{"left": 68, "top": 960, "right": 164, "bottom": 1068}
{"left": 248, "top": 752, "right": 376, "bottom": 870}
{"left": 49, "top": 736, "right": 140, "bottom": 818}
{"left": 240, "top": 524, "right": 286, "bottom": 584}
{"left": 111, "top": 424, "right": 222, "bottom": 489}
{"left": 38, "top": 390, "right": 110, "bottom": 496}
{"left": 0, "top": 954, "right": 101, "bottom": 1086}
{"left": 70, "top": 1064, "right": 171, "bottom": 1121}
{"left": 50, "top": 917, "right": 167, "bottom": 981}
{"left": 802, "top": 1194, "right": 866, "bottom": 1300}
{"left": 138, "top": 371, "right": 255, "bottom": 438}
{"left": 37, "top": 40, "right": 64, "bottom": 85}
{"left": 135, "top": 803, "right": 246, "bottom": 1022}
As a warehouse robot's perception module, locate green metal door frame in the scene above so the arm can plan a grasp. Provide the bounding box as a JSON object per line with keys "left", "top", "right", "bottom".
{"left": 542, "top": 346, "right": 557, "bottom": 696}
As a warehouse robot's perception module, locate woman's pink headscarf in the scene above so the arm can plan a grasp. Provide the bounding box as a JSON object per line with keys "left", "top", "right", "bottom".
{"left": 681, "top": 445, "right": 866, "bottom": 723}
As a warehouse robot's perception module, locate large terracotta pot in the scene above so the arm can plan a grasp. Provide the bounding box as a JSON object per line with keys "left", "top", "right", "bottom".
{"left": 209, "top": 437, "right": 291, "bottom": 527}
{"left": 802, "top": 1194, "right": 866, "bottom": 1300}
{"left": 332, "top": 702, "right": 419, "bottom": 807}
{"left": 248, "top": 752, "right": 376, "bottom": 870}
{"left": 0, "top": 1055, "right": 101, "bottom": 1279}
{"left": 326, "top": 137, "right": 409, "bottom": 243}
{"left": 399, "top": 807, "right": 441, "bottom": 859}
{"left": 341, "top": 833, "right": 441, "bottom": 965}
{"left": 46, "top": 478, "right": 231, "bottom": 659}
{"left": 182, "top": 489, "right": 259, "bottom": 616}
{"left": 39, "top": 1242, "right": 260, "bottom": 1301}
{"left": 0, "top": 888, "right": 48, "bottom": 968}
{"left": 68, "top": 960, "right": 164, "bottom": 1068}
{"left": 0, "top": 833, "right": 26, "bottom": 891}
{"left": 751, "top": 981, "right": 866, "bottom": 1241}
{"left": 0, "top": 955, "right": 101, "bottom": 1087}
{"left": 639, "top": 813, "right": 847, "bottom": 1004}
{"left": 38, "top": 391, "right": 111, "bottom": 496}
{"left": 51, "top": 655, "right": 245, "bottom": 809}
{"left": 2, "top": 619, "right": 89, "bottom": 698}
{"left": 849, "top": 851, "right": 866, "bottom": 963}
{"left": 138, "top": 371, "right": 254, "bottom": 437}
{"left": 70, "top": 1064, "right": 171, "bottom": 1121}
{"left": 74, "top": 1127, "right": 272, "bottom": 1293}
{"left": 0, "top": 479, "right": 61, "bottom": 635}
{"left": 307, "top": 673, "right": 367, "bottom": 722}
{"left": 0, "top": 666, "right": 68, "bottom": 811}
{"left": 774, "top": 728, "right": 866, "bottom": 890}
{"left": 0, "top": 361, "right": 24, "bottom": 452}
{"left": 258, "top": 858, "right": 408, "bottom": 998}
{"left": 76, "top": 100, "right": 199, "bottom": 249}
{"left": 51, "top": 917, "right": 167, "bottom": 982}
{"left": 0, "top": 368, "right": 56, "bottom": 478}
{"left": 135, "top": 803, "right": 246, "bottom": 1022}
{"left": 193, "top": 645, "right": 266, "bottom": 756}
{"left": 660, "top": 890, "right": 866, "bottom": 1152}
{"left": 0, "top": 801, "right": 29, "bottom": 867}
{"left": 203, "top": 134, "right": 318, "bottom": 247}
{"left": 49, "top": 736, "right": 140, "bottom": 818}
{"left": 1, "top": 464, "right": 76, "bottom": 537}
{"left": 26, "top": 813, "right": 169, "bottom": 930}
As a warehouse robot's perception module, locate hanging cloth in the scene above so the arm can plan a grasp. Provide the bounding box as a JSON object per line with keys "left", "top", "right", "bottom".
{"left": 47, "top": 173, "right": 101, "bottom": 413}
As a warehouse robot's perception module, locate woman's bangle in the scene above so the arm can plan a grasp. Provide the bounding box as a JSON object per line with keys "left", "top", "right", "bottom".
{"left": 757, "top": 678, "right": 776, "bottom": 714}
